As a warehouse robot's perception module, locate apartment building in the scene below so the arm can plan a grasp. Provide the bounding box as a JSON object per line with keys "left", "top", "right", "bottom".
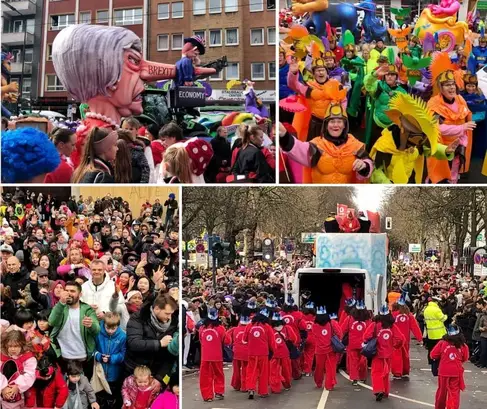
{"left": 149, "top": 0, "right": 276, "bottom": 102}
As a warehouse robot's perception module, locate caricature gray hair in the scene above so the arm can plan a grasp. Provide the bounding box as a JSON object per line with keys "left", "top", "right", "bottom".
{"left": 52, "top": 24, "right": 142, "bottom": 102}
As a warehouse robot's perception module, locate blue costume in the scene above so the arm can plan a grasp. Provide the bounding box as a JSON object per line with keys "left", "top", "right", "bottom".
{"left": 468, "top": 45, "right": 487, "bottom": 73}
{"left": 279, "top": 63, "right": 295, "bottom": 99}
{"left": 175, "top": 57, "right": 196, "bottom": 86}
{"left": 462, "top": 90, "right": 487, "bottom": 159}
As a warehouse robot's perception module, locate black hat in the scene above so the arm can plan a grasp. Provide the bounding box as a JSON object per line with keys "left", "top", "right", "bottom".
{"left": 184, "top": 35, "right": 206, "bottom": 55}
{"left": 123, "top": 251, "right": 140, "bottom": 265}
{"left": 167, "top": 281, "right": 179, "bottom": 290}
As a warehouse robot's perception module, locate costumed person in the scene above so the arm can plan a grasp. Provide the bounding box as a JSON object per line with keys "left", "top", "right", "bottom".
{"left": 312, "top": 306, "right": 343, "bottom": 391}
{"left": 0, "top": 330, "right": 37, "bottom": 409}
{"left": 199, "top": 308, "right": 226, "bottom": 402}
{"left": 424, "top": 296, "right": 448, "bottom": 365}
{"left": 367, "top": 39, "right": 390, "bottom": 74}
{"left": 44, "top": 127, "right": 77, "bottom": 183}
{"left": 427, "top": 52, "right": 473, "bottom": 183}
{"left": 363, "top": 304, "right": 405, "bottom": 402}
{"left": 175, "top": 36, "right": 222, "bottom": 86}
{"left": 269, "top": 312, "right": 298, "bottom": 393}
{"left": 408, "top": 36, "right": 423, "bottom": 59}
{"left": 279, "top": 45, "right": 301, "bottom": 124}
{"left": 300, "top": 302, "right": 316, "bottom": 377}
{"left": 322, "top": 48, "right": 351, "bottom": 91}
{"left": 243, "top": 80, "right": 269, "bottom": 118}
{"left": 468, "top": 30, "right": 487, "bottom": 73}
{"left": 391, "top": 293, "right": 423, "bottom": 379}
{"left": 337, "top": 209, "right": 361, "bottom": 233}
{"left": 287, "top": 56, "right": 347, "bottom": 142}
{"left": 280, "top": 295, "right": 306, "bottom": 380}
{"left": 430, "top": 324, "right": 469, "bottom": 409}
{"left": 371, "top": 92, "right": 456, "bottom": 184}
{"left": 338, "top": 298, "right": 356, "bottom": 326}
{"left": 1, "top": 50, "right": 18, "bottom": 118}
{"left": 225, "top": 315, "right": 250, "bottom": 392}
{"left": 51, "top": 25, "right": 177, "bottom": 169}
{"left": 341, "top": 300, "right": 370, "bottom": 385}
{"left": 279, "top": 103, "right": 373, "bottom": 184}
{"left": 1, "top": 127, "right": 60, "bottom": 184}
{"left": 328, "top": 31, "right": 344, "bottom": 62}
{"left": 364, "top": 61, "right": 407, "bottom": 150}
{"left": 243, "top": 308, "right": 276, "bottom": 400}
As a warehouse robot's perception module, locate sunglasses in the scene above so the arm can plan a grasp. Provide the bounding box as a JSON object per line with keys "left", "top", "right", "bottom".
{"left": 128, "top": 258, "right": 138, "bottom": 262}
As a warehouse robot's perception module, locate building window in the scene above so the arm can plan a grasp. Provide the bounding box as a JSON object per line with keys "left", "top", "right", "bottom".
{"left": 225, "top": 28, "right": 238, "bottom": 46}
{"left": 225, "top": 0, "right": 238, "bottom": 12}
{"left": 250, "top": 0, "right": 263, "bottom": 12}
{"left": 250, "top": 28, "right": 264, "bottom": 46}
{"left": 209, "top": 29, "right": 222, "bottom": 46}
{"left": 10, "top": 50, "right": 21, "bottom": 63}
{"left": 267, "top": 27, "right": 275, "bottom": 45}
{"left": 268, "top": 62, "right": 276, "bottom": 79}
{"left": 51, "top": 14, "right": 75, "bottom": 31}
{"left": 46, "top": 75, "right": 66, "bottom": 91}
{"left": 47, "top": 44, "right": 53, "bottom": 61}
{"left": 24, "top": 49, "right": 33, "bottom": 63}
{"left": 157, "top": 34, "right": 169, "bottom": 51}
{"left": 21, "top": 78, "right": 31, "bottom": 95}
{"left": 172, "top": 34, "right": 184, "bottom": 50}
{"left": 79, "top": 12, "right": 91, "bottom": 24}
{"left": 114, "top": 8, "right": 143, "bottom": 25}
{"left": 13, "top": 20, "right": 23, "bottom": 33}
{"left": 172, "top": 2, "right": 184, "bottom": 18}
{"left": 193, "top": 0, "right": 206, "bottom": 15}
{"left": 209, "top": 0, "right": 222, "bottom": 13}
{"left": 210, "top": 70, "right": 223, "bottom": 81}
{"left": 96, "top": 10, "right": 109, "bottom": 24}
{"left": 26, "top": 19, "right": 35, "bottom": 34}
{"left": 251, "top": 62, "right": 265, "bottom": 80}
{"left": 226, "top": 62, "right": 239, "bottom": 80}
{"left": 267, "top": 0, "right": 275, "bottom": 9}
{"left": 193, "top": 30, "right": 206, "bottom": 41}
{"left": 157, "top": 4, "right": 169, "bottom": 19}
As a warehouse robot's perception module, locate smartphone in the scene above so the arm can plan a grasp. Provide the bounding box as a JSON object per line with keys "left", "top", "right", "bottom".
{"left": 141, "top": 253, "right": 147, "bottom": 262}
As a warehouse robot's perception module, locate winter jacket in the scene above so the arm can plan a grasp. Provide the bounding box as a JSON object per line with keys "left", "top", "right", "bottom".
{"left": 424, "top": 301, "right": 448, "bottom": 340}
{"left": 94, "top": 322, "right": 127, "bottom": 382}
{"left": 312, "top": 321, "right": 343, "bottom": 355}
{"left": 430, "top": 340, "right": 469, "bottom": 378}
{"left": 302, "top": 313, "right": 316, "bottom": 344}
{"left": 121, "top": 375, "right": 161, "bottom": 409}
{"left": 65, "top": 376, "right": 96, "bottom": 409}
{"left": 243, "top": 322, "right": 276, "bottom": 356}
{"left": 225, "top": 324, "right": 249, "bottom": 361}
{"left": 130, "top": 145, "right": 150, "bottom": 183}
{"left": 57, "top": 262, "right": 92, "bottom": 281}
{"left": 478, "top": 313, "right": 487, "bottom": 339}
{"left": 273, "top": 325, "right": 299, "bottom": 359}
{"left": 340, "top": 316, "right": 371, "bottom": 350}
{"left": 392, "top": 311, "right": 423, "bottom": 344}
{"left": 363, "top": 323, "right": 405, "bottom": 359}
{"left": 199, "top": 324, "right": 226, "bottom": 362}
{"left": 1, "top": 269, "right": 30, "bottom": 300}
{"left": 48, "top": 301, "right": 100, "bottom": 357}
{"left": 125, "top": 301, "right": 178, "bottom": 385}
{"left": 0, "top": 352, "right": 37, "bottom": 397}
{"left": 25, "top": 365, "right": 69, "bottom": 408}
{"left": 150, "top": 390, "right": 179, "bottom": 409}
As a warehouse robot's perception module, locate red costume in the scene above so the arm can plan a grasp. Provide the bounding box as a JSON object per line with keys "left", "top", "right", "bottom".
{"left": 430, "top": 340, "right": 469, "bottom": 409}
{"left": 391, "top": 311, "right": 423, "bottom": 377}
{"left": 341, "top": 317, "right": 371, "bottom": 381}
{"left": 243, "top": 322, "right": 276, "bottom": 396}
{"left": 225, "top": 324, "right": 249, "bottom": 392}
{"left": 199, "top": 325, "right": 226, "bottom": 401}
{"left": 363, "top": 323, "right": 405, "bottom": 397}
{"left": 24, "top": 365, "right": 69, "bottom": 408}
{"left": 281, "top": 310, "right": 307, "bottom": 379}
{"left": 312, "top": 320, "right": 343, "bottom": 390}
{"left": 301, "top": 313, "right": 316, "bottom": 374}
{"left": 270, "top": 325, "right": 298, "bottom": 393}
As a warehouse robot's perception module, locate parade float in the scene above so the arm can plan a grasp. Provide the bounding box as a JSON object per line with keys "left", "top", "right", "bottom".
{"left": 1, "top": 50, "right": 18, "bottom": 118}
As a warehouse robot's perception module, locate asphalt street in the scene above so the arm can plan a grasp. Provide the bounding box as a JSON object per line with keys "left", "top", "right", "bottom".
{"left": 182, "top": 344, "right": 487, "bottom": 409}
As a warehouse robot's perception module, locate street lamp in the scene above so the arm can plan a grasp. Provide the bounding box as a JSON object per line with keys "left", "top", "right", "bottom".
{"left": 2, "top": 0, "right": 27, "bottom": 115}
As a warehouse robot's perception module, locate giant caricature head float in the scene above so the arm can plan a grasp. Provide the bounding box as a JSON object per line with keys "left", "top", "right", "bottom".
{"left": 52, "top": 25, "right": 176, "bottom": 125}
{"left": 182, "top": 35, "right": 206, "bottom": 58}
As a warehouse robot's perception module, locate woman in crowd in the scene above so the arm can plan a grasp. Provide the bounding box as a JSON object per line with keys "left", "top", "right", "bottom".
{"left": 45, "top": 127, "right": 76, "bottom": 184}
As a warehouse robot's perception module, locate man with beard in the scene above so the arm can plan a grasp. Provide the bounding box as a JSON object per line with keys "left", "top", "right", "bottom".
{"left": 48, "top": 239, "right": 65, "bottom": 271}
{"left": 48, "top": 281, "right": 100, "bottom": 378}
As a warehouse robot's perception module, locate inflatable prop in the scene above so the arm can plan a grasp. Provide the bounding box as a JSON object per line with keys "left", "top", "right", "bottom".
{"left": 1, "top": 51, "right": 18, "bottom": 118}
{"left": 390, "top": 7, "right": 411, "bottom": 26}
{"left": 388, "top": 26, "right": 412, "bottom": 51}
{"left": 414, "top": 0, "right": 468, "bottom": 52}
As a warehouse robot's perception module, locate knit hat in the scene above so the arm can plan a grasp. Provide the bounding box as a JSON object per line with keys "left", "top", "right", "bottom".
{"left": 184, "top": 138, "right": 214, "bottom": 176}
{"left": 125, "top": 290, "right": 142, "bottom": 303}
{"left": 1, "top": 128, "right": 60, "bottom": 183}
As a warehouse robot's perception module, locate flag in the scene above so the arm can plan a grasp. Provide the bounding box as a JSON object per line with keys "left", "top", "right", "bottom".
{"left": 367, "top": 211, "right": 381, "bottom": 233}
{"left": 337, "top": 204, "right": 348, "bottom": 217}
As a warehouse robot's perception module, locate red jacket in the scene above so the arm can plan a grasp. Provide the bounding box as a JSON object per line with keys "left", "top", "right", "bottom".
{"left": 341, "top": 316, "right": 371, "bottom": 350}
{"left": 243, "top": 322, "right": 276, "bottom": 356}
{"left": 151, "top": 140, "right": 165, "bottom": 166}
{"left": 312, "top": 320, "right": 343, "bottom": 355}
{"left": 363, "top": 323, "right": 405, "bottom": 359}
{"left": 392, "top": 311, "right": 423, "bottom": 344}
{"left": 302, "top": 313, "right": 316, "bottom": 343}
{"left": 199, "top": 324, "right": 226, "bottom": 362}
{"left": 225, "top": 324, "right": 249, "bottom": 361}
{"left": 338, "top": 310, "right": 349, "bottom": 327}
{"left": 281, "top": 311, "right": 307, "bottom": 337}
{"left": 273, "top": 325, "right": 299, "bottom": 359}
{"left": 25, "top": 366, "right": 69, "bottom": 408}
{"left": 44, "top": 156, "right": 74, "bottom": 184}
{"left": 430, "top": 340, "right": 469, "bottom": 378}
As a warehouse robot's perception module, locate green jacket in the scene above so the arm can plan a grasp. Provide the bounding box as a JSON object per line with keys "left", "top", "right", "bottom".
{"left": 424, "top": 301, "right": 447, "bottom": 340}
{"left": 48, "top": 301, "right": 100, "bottom": 358}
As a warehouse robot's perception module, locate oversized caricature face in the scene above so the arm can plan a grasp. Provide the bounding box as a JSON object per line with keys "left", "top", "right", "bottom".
{"left": 109, "top": 49, "right": 146, "bottom": 117}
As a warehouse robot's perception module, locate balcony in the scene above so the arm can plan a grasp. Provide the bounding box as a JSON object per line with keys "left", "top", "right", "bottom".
{"left": 1, "top": 31, "right": 34, "bottom": 45}
{"left": 10, "top": 61, "right": 32, "bottom": 74}
{"left": 1, "top": 0, "right": 37, "bottom": 17}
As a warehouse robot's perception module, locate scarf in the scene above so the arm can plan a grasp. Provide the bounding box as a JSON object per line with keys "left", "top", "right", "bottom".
{"left": 150, "top": 306, "right": 171, "bottom": 337}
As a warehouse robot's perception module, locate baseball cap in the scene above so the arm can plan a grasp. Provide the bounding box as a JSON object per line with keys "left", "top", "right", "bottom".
{"left": 0, "top": 244, "right": 14, "bottom": 254}
{"left": 35, "top": 267, "right": 49, "bottom": 277}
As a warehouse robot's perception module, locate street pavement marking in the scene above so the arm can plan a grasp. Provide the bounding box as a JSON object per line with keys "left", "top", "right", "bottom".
{"left": 420, "top": 368, "right": 471, "bottom": 373}
{"left": 410, "top": 358, "right": 421, "bottom": 361}
{"left": 317, "top": 388, "right": 330, "bottom": 409}
{"left": 339, "top": 370, "right": 434, "bottom": 407}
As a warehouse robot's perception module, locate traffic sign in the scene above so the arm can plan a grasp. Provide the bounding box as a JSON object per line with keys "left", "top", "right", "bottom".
{"left": 196, "top": 244, "right": 205, "bottom": 253}
{"left": 408, "top": 243, "right": 421, "bottom": 253}
{"left": 301, "top": 233, "right": 317, "bottom": 244}
{"left": 385, "top": 217, "right": 392, "bottom": 230}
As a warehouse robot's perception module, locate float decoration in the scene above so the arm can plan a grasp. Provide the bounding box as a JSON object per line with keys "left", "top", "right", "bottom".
{"left": 402, "top": 54, "right": 432, "bottom": 86}
{"left": 390, "top": 7, "right": 411, "bottom": 26}
{"left": 388, "top": 26, "right": 412, "bottom": 51}
{"left": 279, "top": 95, "right": 307, "bottom": 113}
{"left": 1, "top": 51, "right": 18, "bottom": 118}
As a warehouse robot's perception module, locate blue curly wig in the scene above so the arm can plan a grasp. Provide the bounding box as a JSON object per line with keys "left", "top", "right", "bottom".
{"left": 1, "top": 127, "right": 60, "bottom": 183}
